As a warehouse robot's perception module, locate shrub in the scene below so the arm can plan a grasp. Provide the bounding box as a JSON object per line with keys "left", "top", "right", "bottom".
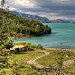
{"left": 14, "top": 42, "right": 43, "bottom": 49}
{"left": 30, "top": 44, "right": 43, "bottom": 49}
{"left": 14, "top": 42, "right": 26, "bottom": 45}
{"left": 25, "top": 42, "right": 31, "bottom": 47}
{"left": 36, "top": 44, "right": 43, "bottom": 49}
{"left": 30, "top": 45, "right": 37, "bottom": 48}
{"left": 1, "top": 40, "right": 13, "bottom": 49}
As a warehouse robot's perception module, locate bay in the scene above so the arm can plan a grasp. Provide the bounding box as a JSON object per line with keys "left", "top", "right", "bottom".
{"left": 12, "top": 23, "right": 75, "bottom": 49}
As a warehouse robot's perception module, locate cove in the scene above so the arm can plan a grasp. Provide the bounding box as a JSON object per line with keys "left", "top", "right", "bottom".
{"left": 12, "top": 23, "right": 75, "bottom": 49}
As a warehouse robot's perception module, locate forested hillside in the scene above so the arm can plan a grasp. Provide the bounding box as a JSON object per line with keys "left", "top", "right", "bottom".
{"left": 0, "top": 8, "right": 51, "bottom": 38}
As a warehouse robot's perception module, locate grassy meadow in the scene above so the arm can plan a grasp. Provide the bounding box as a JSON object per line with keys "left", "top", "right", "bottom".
{"left": 37, "top": 50, "right": 75, "bottom": 72}
{"left": 0, "top": 49, "right": 44, "bottom": 75}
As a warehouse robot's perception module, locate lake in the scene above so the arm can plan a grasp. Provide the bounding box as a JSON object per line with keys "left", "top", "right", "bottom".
{"left": 12, "top": 23, "right": 75, "bottom": 49}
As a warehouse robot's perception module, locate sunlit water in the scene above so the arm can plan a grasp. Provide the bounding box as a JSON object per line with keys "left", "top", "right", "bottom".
{"left": 12, "top": 23, "right": 75, "bottom": 49}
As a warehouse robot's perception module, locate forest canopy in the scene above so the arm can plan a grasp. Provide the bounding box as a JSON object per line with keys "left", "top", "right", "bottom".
{"left": 0, "top": 8, "right": 51, "bottom": 38}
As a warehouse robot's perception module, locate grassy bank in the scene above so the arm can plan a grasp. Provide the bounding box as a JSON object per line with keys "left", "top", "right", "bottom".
{"left": 0, "top": 49, "right": 44, "bottom": 75}
{"left": 0, "top": 43, "right": 75, "bottom": 75}
{"left": 37, "top": 49, "right": 75, "bottom": 67}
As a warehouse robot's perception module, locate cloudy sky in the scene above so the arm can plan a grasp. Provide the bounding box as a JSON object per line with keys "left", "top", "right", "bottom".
{"left": 0, "top": 0, "right": 75, "bottom": 20}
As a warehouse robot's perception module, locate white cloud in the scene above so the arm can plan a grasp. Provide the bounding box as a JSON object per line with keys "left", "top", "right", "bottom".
{"left": 6, "top": 0, "right": 40, "bottom": 8}
{"left": 0, "top": 0, "right": 75, "bottom": 20}
{"left": 14, "top": 0, "right": 35, "bottom": 8}
{"left": 9, "top": 7, "right": 17, "bottom": 11}
{"left": 22, "top": 11, "right": 75, "bottom": 20}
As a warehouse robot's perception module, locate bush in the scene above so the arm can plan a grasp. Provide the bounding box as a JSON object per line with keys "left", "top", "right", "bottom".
{"left": 14, "top": 42, "right": 26, "bottom": 45}
{"left": 14, "top": 42, "right": 43, "bottom": 49}
{"left": 1, "top": 48, "right": 11, "bottom": 55}
{"left": 25, "top": 42, "right": 31, "bottom": 47}
{"left": 1, "top": 40, "right": 13, "bottom": 49}
{"left": 36, "top": 44, "right": 43, "bottom": 49}
{"left": 30, "top": 45, "right": 37, "bottom": 48}
{"left": 30, "top": 44, "right": 43, "bottom": 49}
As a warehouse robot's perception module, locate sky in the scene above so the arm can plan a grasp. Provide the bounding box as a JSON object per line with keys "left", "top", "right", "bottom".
{"left": 0, "top": 0, "right": 75, "bottom": 20}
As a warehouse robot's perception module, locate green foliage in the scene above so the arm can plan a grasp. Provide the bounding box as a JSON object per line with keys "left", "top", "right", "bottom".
{"left": 1, "top": 40, "right": 13, "bottom": 49}
{"left": 25, "top": 42, "right": 31, "bottom": 47}
{"left": 0, "top": 8, "right": 51, "bottom": 38}
{"left": 11, "top": 67, "right": 20, "bottom": 75}
{"left": 36, "top": 44, "right": 43, "bottom": 49}
{"left": 0, "top": 48, "right": 10, "bottom": 56}
{"left": 0, "top": 48, "right": 11, "bottom": 71}
{"left": 0, "top": 69, "right": 6, "bottom": 75}
{"left": 8, "top": 51, "right": 42, "bottom": 75}
{"left": 15, "top": 42, "right": 43, "bottom": 49}
{"left": 30, "top": 45, "right": 37, "bottom": 48}
{"left": 30, "top": 44, "right": 43, "bottom": 49}
{"left": 37, "top": 50, "right": 75, "bottom": 67}
{"left": 15, "top": 42, "right": 26, "bottom": 45}
{"left": 0, "top": 33, "right": 8, "bottom": 46}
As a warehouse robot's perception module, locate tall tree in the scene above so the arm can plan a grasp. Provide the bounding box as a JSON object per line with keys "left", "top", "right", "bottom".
{"left": 1, "top": 0, "right": 5, "bottom": 8}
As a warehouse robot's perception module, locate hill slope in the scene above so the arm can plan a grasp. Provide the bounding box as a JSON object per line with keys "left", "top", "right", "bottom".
{"left": 0, "top": 9, "right": 51, "bottom": 38}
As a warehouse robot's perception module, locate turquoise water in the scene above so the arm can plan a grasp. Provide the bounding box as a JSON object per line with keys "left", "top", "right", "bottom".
{"left": 12, "top": 23, "right": 75, "bottom": 49}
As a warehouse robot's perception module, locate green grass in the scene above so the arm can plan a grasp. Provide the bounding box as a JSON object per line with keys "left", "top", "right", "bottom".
{"left": 37, "top": 50, "right": 75, "bottom": 67}
{"left": 1, "top": 49, "right": 75, "bottom": 75}
{"left": 10, "top": 50, "right": 44, "bottom": 62}
{"left": 66, "top": 65, "right": 75, "bottom": 72}
{"left": 4, "top": 66, "right": 38, "bottom": 75}
{"left": 1, "top": 50, "right": 44, "bottom": 75}
{"left": 64, "top": 64, "right": 75, "bottom": 75}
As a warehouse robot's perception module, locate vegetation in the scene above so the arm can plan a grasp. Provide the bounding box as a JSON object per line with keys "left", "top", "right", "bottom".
{"left": 0, "top": 0, "right": 75, "bottom": 75}
{"left": 0, "top": 8, "right": 51, "bottom": 38}
{"left": 37, "top": 50, "right": 75, "bottom": 66}
{"left": 0, "top": 47, "right": 75, "bottom": 75}
{"left": 14, "top": 42, "right": 43, "bottom": 49}
{"left": 0, "top": 47, "right": 44, "bottom": 75}
{"left": 65, "top": 65, "right": 75, "bottom": 74}
{"left": 36, "top": 50, "right": 75, "bottom": 74}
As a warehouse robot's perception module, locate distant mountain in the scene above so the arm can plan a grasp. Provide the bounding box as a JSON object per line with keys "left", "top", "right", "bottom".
{"left": 10, "top": 11, "right": 71, "bottom": 23}
{"left": 50, "top": 19, "right": 70, "bottom": 23}
{"left": 71, "top": 21, "right": 75, "bottom": 24}
{"left": 10, "top": 11, "right": 51, "bottom": 23}
{"left": 65, "top": 20, "right": 75, "bottom": 22}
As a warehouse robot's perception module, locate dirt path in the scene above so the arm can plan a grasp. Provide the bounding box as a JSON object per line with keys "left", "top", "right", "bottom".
{"left": 27, "top": 50, "right": 75, "bottom": 69}
{"left": 63, "top": 59, "right": 75, "bottom": 67}
{"left": 27, "top": 51, "right": 50, "bottom": 68}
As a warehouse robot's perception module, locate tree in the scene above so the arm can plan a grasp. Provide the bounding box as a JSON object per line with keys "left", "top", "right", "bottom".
{"left": 0, "top": 6, "right": 51, "bottom": 37}
{"left": 1, "top": 0, "right": 5, "bottom": 8}
{"left": 35, "top": 25, "right": 43, "bottom": 35}
{"left": 6, "top": 6, "right": 9, "bottom": 12}
{"left": 0, "top": 48, "right": 10, "bottom": 71}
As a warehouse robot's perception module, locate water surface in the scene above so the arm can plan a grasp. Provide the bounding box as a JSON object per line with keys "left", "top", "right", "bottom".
{"left": 12, "top": 23, "right": 75, "bottom": 49}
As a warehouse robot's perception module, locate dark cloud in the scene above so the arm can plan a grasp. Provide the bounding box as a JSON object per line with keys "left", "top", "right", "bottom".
{"left": 3, "top": 0, "right": 75, "bottom": 20}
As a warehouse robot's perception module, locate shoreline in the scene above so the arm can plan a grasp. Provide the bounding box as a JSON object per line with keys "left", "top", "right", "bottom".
{"left": 45, "top": 47, "right": 75, "bottom": 52}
